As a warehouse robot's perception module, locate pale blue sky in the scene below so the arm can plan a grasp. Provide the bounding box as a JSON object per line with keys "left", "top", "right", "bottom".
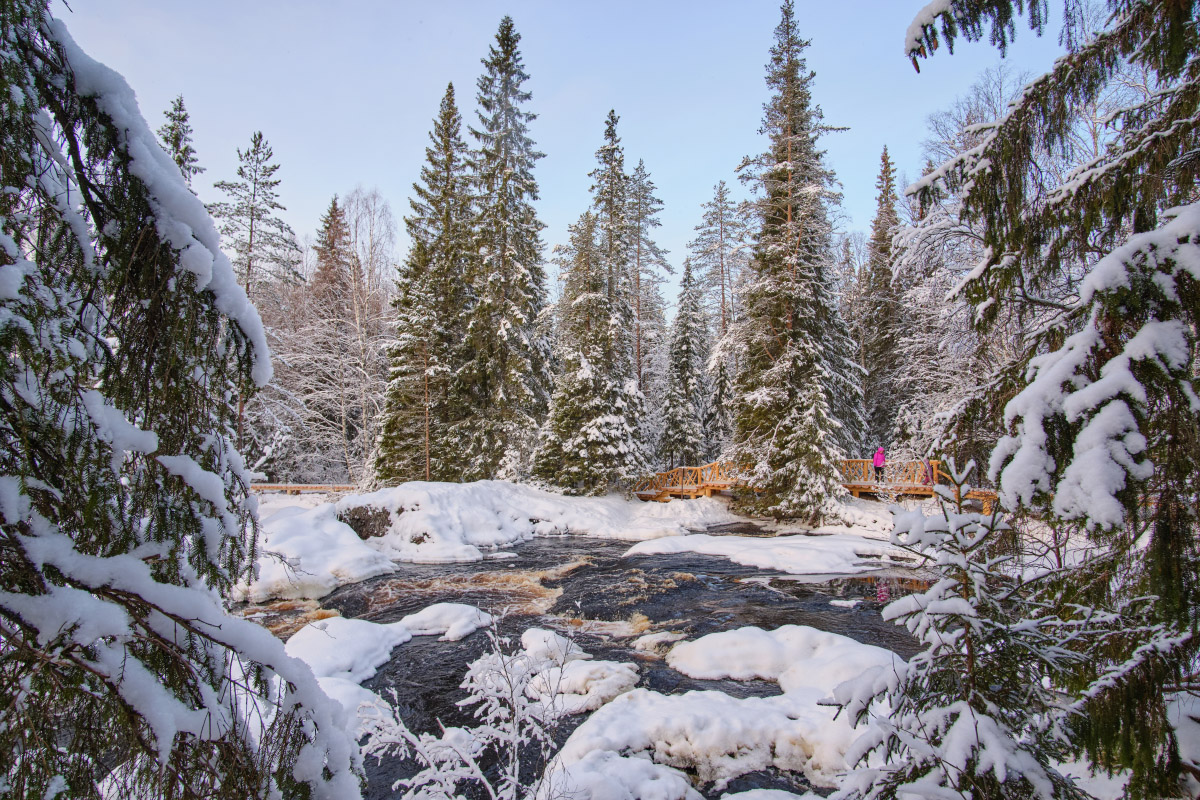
{"left": 56, "top": 1, "right": 1062, "bottom": 299}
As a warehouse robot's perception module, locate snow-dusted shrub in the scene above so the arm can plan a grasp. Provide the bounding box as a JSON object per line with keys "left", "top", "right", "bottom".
{"left": 830, "top": 462, "right": 1181, "bottom": 799}
{"left": 362, "top": 626, "right": 606, "bottom": 800}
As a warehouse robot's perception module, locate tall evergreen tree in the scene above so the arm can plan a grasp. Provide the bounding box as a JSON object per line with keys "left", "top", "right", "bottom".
{"left": 627, "top": 158, "right": 672, "bottom": 391}
{"left": 901, "top": 2, "right": 1200, "bottom": 794}
{"left": 156, "top": 93, "right": 204, "bottom": 190}
{"left": 658, "top": 260, "right": 709, "bottom": 467}
{"left": 533, "top": 213, "right": 647, "bottom": 493}
{"left": 730, "top": 0, "right": 865, "bottom": 521}
{"left": 860, "top": 146, "right": 903, "bottom": 450}
{"left": 0, "top": 4, "right": 359, "bottom": 795}
{"left": 589, "top": 109, "right": 635, "bottom": 376}
{"left": 378, "top": 83, "right": 475, "bottom": 484}
{"left": 461, "top": 16, "right": 551, "bottom": 479}
{"left": 209, "top": 130, "right": 302, "bottom": 295}
{"left": 690, "top": 180, "right": 748, "bottom": 339}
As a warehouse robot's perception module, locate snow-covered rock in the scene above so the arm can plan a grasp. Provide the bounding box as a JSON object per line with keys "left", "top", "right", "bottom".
{"left": 666, "top": 625, "right": 901, "bottom": 695}
{"left": 234, "top": 503, "right": 396, "bottom": 603}
{"left": 550, "top": 625, "right": 904, "bottom": 790}
{"left": 528, "top": 659, "right": 641, "bottom": 715}
{"left": 624, "top": 532, "right": 902, "bottom": 576}
{"left": 284, "top": 603, "right": 491, "bottom": 734}
{"left": 243, "top": 481, "right": 740, "bottom": 601}
{"left": 285, "top": 616, "right": 411, "bottom": 684}
{"left": 399, "top": 602, "right": 493, "bottom": 641}
{"left": 552, "top": 688, "right": 853, "bottom": 788}
{"left": 540, "top": 749, "right": 704, "bottom": 800}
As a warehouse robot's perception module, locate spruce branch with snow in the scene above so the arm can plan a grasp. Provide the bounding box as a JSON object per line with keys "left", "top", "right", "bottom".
{"left": 834, "top": 463, "right": 1087, "bottom": 800}
{"left": 906, "top": 3, "right": 1200, "bottom": 791}
{"left": 0, "top": 4, "right": 360, "bottom": 795}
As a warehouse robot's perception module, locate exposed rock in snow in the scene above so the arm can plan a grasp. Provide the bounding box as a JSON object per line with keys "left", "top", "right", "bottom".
{"left": 243, "top": 480, "right": 740, "bottom": 601}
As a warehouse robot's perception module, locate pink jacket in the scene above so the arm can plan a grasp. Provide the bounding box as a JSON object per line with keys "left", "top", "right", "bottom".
{"left": 872, "top": 448, "right": 886, "bottom": 468}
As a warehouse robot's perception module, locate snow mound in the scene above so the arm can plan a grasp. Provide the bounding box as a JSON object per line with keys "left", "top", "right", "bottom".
{"left": 399, "top": 602, "right": 493, "bottom": 641}
{"left": 285, "top": 616, "right": 411, "bottom": 684}
{"left": 633, "top": 631, "right": 687, "bottom": 652}
{"left": 553, "top": 688, "right": 856, "bottom": 788}
{"left": 720, "top": 791, "right": 823, "bottom": 800}
{"left": 666, "top": 625, "right": 901, "bottom": 694}
{"left": 522, "top": 627, "right": 592, "bottom": 665}
{"left": 234, "top": 503, "right": 395, "bottom": 602}
{"left": 540, "top": 749, "right": 703, "bottom": 800}
{"left": 284, "top": 603, "right": 490, "bottom": 734}
{"left": 552, "top": 626, "right": 904, "bottom": 789}
{"left": 528, "top": 659, "right": 641, "bottom": 714}
{"left": 625, "top": 533, "right": 901, "bottom": 576}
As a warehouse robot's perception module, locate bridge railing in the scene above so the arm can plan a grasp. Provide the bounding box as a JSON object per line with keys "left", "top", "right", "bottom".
{"left": 633, "top": 461, "right": 750, "bottom": 495}
{"left": 838, "top": 459, "right": 942, "bottom": 486}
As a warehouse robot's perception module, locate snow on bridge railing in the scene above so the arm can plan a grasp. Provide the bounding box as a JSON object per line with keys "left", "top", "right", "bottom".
{"left": 250, "top": 483, "right": 357, "bottom": 494}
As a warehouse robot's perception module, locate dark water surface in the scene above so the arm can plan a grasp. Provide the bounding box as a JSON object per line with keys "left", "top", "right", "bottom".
{"left": 317, "top": 532, "right": 923, "bottom": 799}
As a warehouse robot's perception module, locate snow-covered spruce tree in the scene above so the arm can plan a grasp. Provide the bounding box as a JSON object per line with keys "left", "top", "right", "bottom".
{"left": 859, "top": 146, "right": 903, "bottom": 451}
{"left": 831, "top": 463, "right": 1150, "bottom": 800}
{"left": 658, "top": 260, "right": 710, "bottom": 467}
{"left": 627, "top": 158, "right": 673, "bottom": 392}
{"left": 0, "top": 4, "right": 360, "bottom": 796}
{"left": 209, "top": 130, "right": 303, "bottom": 295}
{"left": 908, "top": 2, "right": 1200, "bottom": 794}
{"left": 157, "top": 93, "right": 204, "bottom": 191}
{"left": 730, "top": 0, "right": 864, "bottom": 521}
{"left": 460, "top": 16, "right": 552, "bottom": 480}
{"left": 705, "top": 358, "right": 736, "bottom": 460}
{"left": 692, "top": 181, "right": 750, "bottom": 460}
{"left": 590, "top": 109, "right": 635, "bottom": 366}
{"left": 534, "top": 213, "right": 648, "bottom": 494}
{"left": 377, "top": 83, "right": 475, "bottom": 484}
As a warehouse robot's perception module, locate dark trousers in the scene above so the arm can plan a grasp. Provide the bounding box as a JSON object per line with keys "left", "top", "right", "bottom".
{"left": 874, "top": 465, "right": 884, "bottom": 482}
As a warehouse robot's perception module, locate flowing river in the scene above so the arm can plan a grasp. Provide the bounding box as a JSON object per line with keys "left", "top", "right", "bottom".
{"left": 256, "top": 525, "right": 925, "bottom": 799}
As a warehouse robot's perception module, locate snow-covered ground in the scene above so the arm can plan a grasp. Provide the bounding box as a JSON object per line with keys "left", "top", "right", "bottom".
{"left": 240, "top": 481, "right": 744, "bottom": 602}
{"left": 239, "top": 481, "right": 900, "bottom": 603}
{"left": 624, "top": 531, "right": 902, "bottom": 576}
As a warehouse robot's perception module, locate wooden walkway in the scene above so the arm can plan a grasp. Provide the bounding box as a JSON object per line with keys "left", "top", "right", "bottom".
{"left": 632, "top": 461, "right": 751, "bottom": 502}
{"left": 634, "top": 458, "right": 997, "bottom": 512}
{"left": 250, "top": 483, "right": 356, "bottom": 495}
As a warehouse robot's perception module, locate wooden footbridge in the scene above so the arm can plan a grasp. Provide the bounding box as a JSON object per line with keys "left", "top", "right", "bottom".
{"left": 634, "top": 458, "right": 996, "bottom": 512}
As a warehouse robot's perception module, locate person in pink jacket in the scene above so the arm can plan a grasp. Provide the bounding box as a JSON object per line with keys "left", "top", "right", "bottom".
{"left": 873, "top": 446, "right": 886, "bottom": 483}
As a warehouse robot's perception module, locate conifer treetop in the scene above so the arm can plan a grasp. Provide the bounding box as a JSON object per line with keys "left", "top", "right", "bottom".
{"left": 209, "top": 130, "right": 301, "bottom": 293}
{"left": 156, "top": 93, "right": 204, "bottom": 189}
